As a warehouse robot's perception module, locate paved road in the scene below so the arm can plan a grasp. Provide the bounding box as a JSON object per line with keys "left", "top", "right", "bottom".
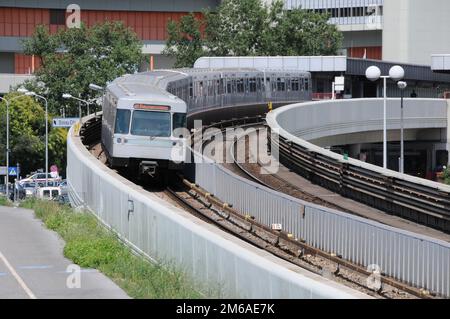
{"left": 0, "top": 205, "right": 129, "bottom": 299}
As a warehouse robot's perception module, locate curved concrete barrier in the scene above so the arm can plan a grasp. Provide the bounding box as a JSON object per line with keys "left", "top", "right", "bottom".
{"left": 66, "top": 120, "right": 367, "bottom": 299}
{"left": 267, "top": 98, "right": 450, "bottom": 192}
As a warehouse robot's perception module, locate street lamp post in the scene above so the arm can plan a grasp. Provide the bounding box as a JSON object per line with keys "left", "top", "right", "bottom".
{"left": 21, "top": 91, "right": 49, "bottom": 187}
{"left": 398, "top": 81, "right": 408, "bottom": 173}
{"left": 366, "top": 65, "right": 405, "bottom": 169}
{"left": 1, "top": 93, "right": 29, "bottom": 200}
{"left": 89, "top": 83, "right": 105, "bottom": 117}
{"left": 62, "top": 94, "right": 90, "bottom": 125}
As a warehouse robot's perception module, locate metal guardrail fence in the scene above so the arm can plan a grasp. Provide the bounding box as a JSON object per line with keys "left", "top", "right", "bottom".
{"left": 67, "top": 115, "right": 364, "bottom": 299}
{"left": 191, "top": 149, "right": 450, "bottom": 297}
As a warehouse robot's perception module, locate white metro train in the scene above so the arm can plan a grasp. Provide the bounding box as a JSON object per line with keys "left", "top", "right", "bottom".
{"left": 102, "top": 68, "right": 311, "bottom": 178}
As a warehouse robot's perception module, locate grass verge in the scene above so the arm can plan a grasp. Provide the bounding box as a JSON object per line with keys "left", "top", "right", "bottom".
{"left": 20, "top": 198, "right": 202, "bottom": 299}
{"left": 0, "top": 196, "right": 11, "bottom": 206}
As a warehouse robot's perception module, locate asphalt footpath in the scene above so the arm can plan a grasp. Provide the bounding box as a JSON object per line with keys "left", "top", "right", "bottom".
{"left": 0, "top": 205, "right": 130, "bottom": 299}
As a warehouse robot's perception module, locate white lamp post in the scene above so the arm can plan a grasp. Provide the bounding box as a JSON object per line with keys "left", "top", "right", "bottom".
{"left": 0, "top": 93, "right": 29, "bottom": 200}
{"left": 89, "top": 83, "right": 104, "bottom": 116}
{"left": 397, "top": 81, "right": 407, "bottom": 173}
{"left": 62, "top": 94, "right": 90, "bottom": 125}
{"left": 18, "top": 88, "right": 49, "bottom": 187}
{"left": 366, "top": 65, "right": 405, "bottom": 169}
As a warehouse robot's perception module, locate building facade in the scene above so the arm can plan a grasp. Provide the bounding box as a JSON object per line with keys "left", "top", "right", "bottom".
{"left": 383, "top": 0, "right": 450, "bottom": 65}
{"left": 0, "top": 0, "right": 219, "bottom": 77}
{"left": 285, "top": 0, "right": 450, "bottom": 66}
{"left": 284, "top": 0, "right": 384, "bottom": 60}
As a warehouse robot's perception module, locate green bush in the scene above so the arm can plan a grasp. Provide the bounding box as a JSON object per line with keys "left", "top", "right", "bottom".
{"left": 444, "top": 167, "right": 450, "bottom": 185}
{"left": 0, "top": 196, "right": 9, "bottom": 206}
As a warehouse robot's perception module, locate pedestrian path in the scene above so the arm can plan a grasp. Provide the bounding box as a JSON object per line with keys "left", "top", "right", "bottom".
{"left": 0, "top": 205, "right": 129, "bottom": 299}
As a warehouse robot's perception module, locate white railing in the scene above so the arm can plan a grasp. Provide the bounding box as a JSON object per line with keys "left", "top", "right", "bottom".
{"left": 67, "top": 115, "right": 366, "bottom": 299}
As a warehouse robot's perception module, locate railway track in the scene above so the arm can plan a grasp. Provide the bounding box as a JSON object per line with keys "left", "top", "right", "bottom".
{"left": 268, "top": 131, "right": 450, "bottom": 234}
{"left": 230, "top": 130, "right": 351, "bottom": 211}
{"left": 164, "top": 177, "right": 432, "bottom": 299}
{"left": 80, "top": 115, "right": 442, "bottom": 299}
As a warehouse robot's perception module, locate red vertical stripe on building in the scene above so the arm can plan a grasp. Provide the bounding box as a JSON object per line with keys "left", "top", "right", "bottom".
{"left": 0, "top": 8, "right": 199, "bottom": 40}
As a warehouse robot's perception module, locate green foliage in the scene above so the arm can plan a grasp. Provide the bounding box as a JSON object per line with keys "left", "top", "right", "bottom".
{"left": 164, "top": 0, "right": 343, "bottom": 67}
{"left": 163, "top": 14, "right": 205, "bottom": 68}
{"left": 22, "top": 22, "right": 143, "bottom": 117}
{"left": 21, "top": 199, "right": 202, "bottom": 299}
{"left": 204, "top": 0, "right": 268, "bottom": 56}
{"left": 444, "top": 167, "right": 450, "bottom": 185}
{"left": 0, "top": 93, "right": 66, "bottom": 177}
{"left": 261, "top": 1, "right": 343, "bottom": 56}
{"left": 0, "top": 196, "right": 11, "bottom": 206}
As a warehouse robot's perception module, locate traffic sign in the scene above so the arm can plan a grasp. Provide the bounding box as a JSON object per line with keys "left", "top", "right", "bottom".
{"left": 0, "top": 166, "right": 6, "bottom": 176}
{"left": 8, "top": 167, "right": 18, "bottom": 176}
{"left": 52, "top": 118, "right": 78, "bottom": 128}
{"left": 334, "top": 76, "right": 345, "bottom": 92}
{"left": 50, "top": 165, "right": 59, "bottom": 178}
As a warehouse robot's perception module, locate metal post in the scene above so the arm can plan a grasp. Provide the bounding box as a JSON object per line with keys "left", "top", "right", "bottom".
{"left": 0, "top": 97, "right": 10, "bottom": 201}
{"left": 31, "top": 94, "right": 49, "bottom": 187}
{"left": 79, "top": 101, "right": 82, "bottom": 125}
{"left": 45, "top": 98, "right": 48, "bottom": 187}
{"left": 383, "top": 76, "right": 387, "bottom": 169}
{"left": 400, "top": 89, "right": 404, "bottom": 173}
{"left": 5, "top": 99, "right": 9, "bottom": 201}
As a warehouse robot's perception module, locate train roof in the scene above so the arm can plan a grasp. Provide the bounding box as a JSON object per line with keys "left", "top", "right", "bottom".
{"left": 107, "top": 71, "right": 187, "bottom": 101}
{"left": 107, "top": 68, "right": 311, "bottom": 99}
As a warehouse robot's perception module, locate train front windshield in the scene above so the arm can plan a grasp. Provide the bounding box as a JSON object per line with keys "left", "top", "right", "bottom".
{"left": 131, "top": 111, "right": 171, "bottom": 137}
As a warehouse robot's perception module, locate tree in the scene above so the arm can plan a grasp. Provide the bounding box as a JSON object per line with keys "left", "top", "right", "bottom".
{"left": 163, "top": 0, "right": 343, "bottom": 67}
{"left": 204, "top": 0, "right": 268, "bottom": 56}
{"left": 163, "top": 14, "right": 205, "bottom": 68}
{"left": 22, "top": 22, "right": 143, "bottom": 116}
{"left": 0, "top": 93, "right": 67, "bottom": 178}
{"left": 262, "top": 2, "right": 343, "bottom": 56}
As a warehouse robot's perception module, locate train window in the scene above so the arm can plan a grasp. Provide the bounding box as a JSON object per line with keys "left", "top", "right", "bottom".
{"left": 277, "top": 78, "right": 285, "bottom": 91}
{"left": 291, "top": 78, "right": 299, "bottom": 91}
{"left": 249, "top": 78, "right": 257, "bottom": 92}
{"left": 208, "top": 80, "right": 214, "bottom": 96}
{"left": 227, "top": 79, "right": 232, "bottom": 94}
{"left": 114, "top": 109, "right": 131, "bottom": 134}
{"left": 195, "top": 81, "right": 204, "bottom": 96}
{"left": 131, "top": 111, "right": 171, "bottom": 137}
{"left": 237, "top": 78, "right": 244, "bottom": 93}
{"left": 218, "top": 79, "right": 224, "bottom": 95}
{"left": 173, "top": 113, "right": 187, "bottom": 133}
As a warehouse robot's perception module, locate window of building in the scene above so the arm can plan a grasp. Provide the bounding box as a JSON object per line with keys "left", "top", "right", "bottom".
{"left": 50, "top": 9, "right": 66, "bottom": 25}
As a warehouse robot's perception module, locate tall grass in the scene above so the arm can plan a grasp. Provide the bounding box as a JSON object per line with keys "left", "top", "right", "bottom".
{"left": 21, "top": 199, "right": 202, "bottom": 299}
{"left": 0, "top": 196, "right": 10, "bottom": 206}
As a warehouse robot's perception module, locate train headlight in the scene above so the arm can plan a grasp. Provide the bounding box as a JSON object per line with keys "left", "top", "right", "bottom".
{"left": 117, "top": 138, "right": 122, "bottom": 144}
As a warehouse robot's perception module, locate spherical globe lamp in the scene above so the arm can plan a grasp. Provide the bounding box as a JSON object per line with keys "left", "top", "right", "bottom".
{"left": 365, "top": 66, "right": 381, "bottom": 82}
{"left": 389, "top": 65, "right": 405, "bottom": 82}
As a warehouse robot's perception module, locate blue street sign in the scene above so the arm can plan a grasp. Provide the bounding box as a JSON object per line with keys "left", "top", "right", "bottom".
{"left": 8, "top": 167, "right": 18, "bottom": 176}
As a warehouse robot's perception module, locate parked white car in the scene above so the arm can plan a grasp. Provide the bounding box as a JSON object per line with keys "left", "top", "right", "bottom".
{"left": 35, "top": 187, "right": 61, "bottom": 200}
{"left": 19, "top": 173, "right": 61, "bottom": 185}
